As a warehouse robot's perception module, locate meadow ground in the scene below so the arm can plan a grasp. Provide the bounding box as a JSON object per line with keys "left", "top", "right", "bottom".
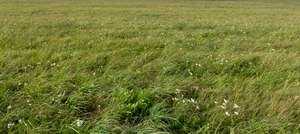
{"left": 1, "top": 0, "right": 300, "bottom": 133}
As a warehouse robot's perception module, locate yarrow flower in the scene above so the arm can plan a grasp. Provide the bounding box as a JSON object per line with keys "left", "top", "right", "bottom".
{"left": 234, "top": 112, "right": 239, "bottom": 115}
{"left": 225, "top": 112, "right": 230, "bottom": 116}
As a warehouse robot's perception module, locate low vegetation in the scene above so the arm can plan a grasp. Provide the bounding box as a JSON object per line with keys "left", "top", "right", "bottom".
{"left": 1, "top": 0, "right": 300, "bottom": 133}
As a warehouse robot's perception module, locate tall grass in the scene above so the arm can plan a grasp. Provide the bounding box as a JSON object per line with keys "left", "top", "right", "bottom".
{"left": 1, "top": 0, "right": 300, "bottom": 133}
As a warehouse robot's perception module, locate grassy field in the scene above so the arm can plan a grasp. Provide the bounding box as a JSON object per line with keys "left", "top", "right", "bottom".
{"left": 1, "top": 0, "right": 300, "bottom": 133}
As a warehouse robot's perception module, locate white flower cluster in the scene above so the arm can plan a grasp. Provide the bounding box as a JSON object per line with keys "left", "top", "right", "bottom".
{"left": 216, "top": 99, "right": 240, "bottom": 117}
{"left": 215, "top": 55, "right": 229, "bottom": 65}
{"left": 173, "top": 89, "right": 199, "bottom": 109}
{"left": 27, "top": 99, "right": 32, "bottom": 106}
{"left": 7, "top": 119, "right": 25, "bottom": 129}
{"left": 7, "top": 123, "right": 14, "bottom": 129}
{"left": 195, "top": 63, "right": 201, "bottom": 67}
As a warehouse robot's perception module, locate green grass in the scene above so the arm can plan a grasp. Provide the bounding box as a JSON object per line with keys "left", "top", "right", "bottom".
{"left": 1, "top": 0, "right": 300, "bottom": 133}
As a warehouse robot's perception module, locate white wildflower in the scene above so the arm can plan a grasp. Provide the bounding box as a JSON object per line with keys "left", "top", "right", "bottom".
{"left": 176, "top": 89, "right": 181, "bottom": 94}
{"left": 7, "top": 105, "right": 12, "bottom": 110}
{"left": 190, "top": 98, "right": 196, "bottom": 103}
{"left": 214, "top": 101, "right": 218, "bottom": 104}
{"left": 174, "top": 97, "right": 179, "bottom": 101}
{"left": 27, "top": 100, "right": 30, "bottom": 103}
{"left": 18, "top": 119, "right": 22, "bottom": 123}
{"left": 182, "top": 100, "right": 186, "bottom": 103}
{"left": 223, "top": 99, "right": 228, "bottom": 103}
{"left": 8, "top": 123, "right": 14, "bottom": 129}
{"left": 51, "top": 63, "right": 56, "bottom": 66}
{"left": 196, "top": 106, "right": 199, "bottom": 109}
{"left": 58, "top": 91, "right": 66, "bottom": 97}
{"left": 76, "top": 119, "right": 84, "bottom": 127}
{"left": 225, "top": 112, "right": 230, "bottom": 116}
{"left": 234, "top": 104, "right": 240, "bottom": 109}
{"left": 234, "top": 112, "right": 239, "bottom": 115}
{"left": 221, "top": 105, "right": 226, "bottom": 109}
